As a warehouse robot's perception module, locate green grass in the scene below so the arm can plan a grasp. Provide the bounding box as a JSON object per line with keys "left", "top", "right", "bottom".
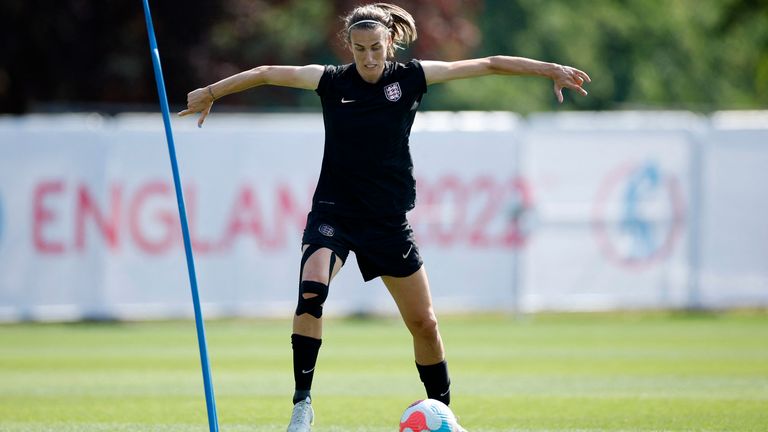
{"left": 1, "top": 312, "right": 767, "bottom": 431}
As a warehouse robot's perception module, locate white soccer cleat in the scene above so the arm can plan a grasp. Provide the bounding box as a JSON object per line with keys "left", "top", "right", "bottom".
{"left": 287, "top": 397, "right": 314, "bottom": 432}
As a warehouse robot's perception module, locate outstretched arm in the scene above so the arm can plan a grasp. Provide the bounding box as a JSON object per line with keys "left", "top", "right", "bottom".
{"left": 178, "top": 64, "right": 325, "bottom": 127}
{"left": 421, "top": 56, "right": 590, "bottom": 103}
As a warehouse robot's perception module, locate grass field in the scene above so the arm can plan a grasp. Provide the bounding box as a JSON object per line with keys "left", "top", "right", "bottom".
{"left": 1, "top": 312, "right": 767, "bottom": 431}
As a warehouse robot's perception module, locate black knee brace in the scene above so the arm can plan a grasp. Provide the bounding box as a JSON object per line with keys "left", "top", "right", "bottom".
{"left": 296, "top": 280, "right": 329, "bottom": 319}
{"left": 295, "top": 244, "right": 337, "bottom": 319}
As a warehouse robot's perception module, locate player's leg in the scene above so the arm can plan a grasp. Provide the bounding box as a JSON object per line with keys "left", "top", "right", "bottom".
{"left": 288, "top": 244, "right": 344, "bottom": 432}
{"left": 382, "top": 266, "right": 452, "bottom": 405}
{"left": 292, "top": 244, "right": 343, "bottom": 402}
{"left": 294, "top": 245, "right": 343, "bottom": 337}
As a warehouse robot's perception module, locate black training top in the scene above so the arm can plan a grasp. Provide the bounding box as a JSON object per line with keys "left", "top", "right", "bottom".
{"left": 313, "top": 60, "right": 427, "bottom": 217}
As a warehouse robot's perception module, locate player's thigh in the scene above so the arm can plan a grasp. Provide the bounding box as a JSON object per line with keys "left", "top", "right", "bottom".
{"left": 301, "top": 244, "right": 344, "bottom": 284}
{"left": 381, "top": 266, "right": 436, "bottom": 324}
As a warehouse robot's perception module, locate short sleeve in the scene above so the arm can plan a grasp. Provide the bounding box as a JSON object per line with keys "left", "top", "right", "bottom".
{"left": 315, "top": 65, "right": 338, "bottom": 97}
{"left": 406, "top": 59, "right": 427, "bottom": 95}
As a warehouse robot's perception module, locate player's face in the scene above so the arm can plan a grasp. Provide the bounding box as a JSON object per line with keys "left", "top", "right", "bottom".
{"left": 349, "top": 27, "right": 391, "bottom": 84}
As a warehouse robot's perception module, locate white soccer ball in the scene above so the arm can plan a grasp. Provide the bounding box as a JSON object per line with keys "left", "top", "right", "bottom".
{"left": 399, "top": 399, "right": 458, "bottom": 432}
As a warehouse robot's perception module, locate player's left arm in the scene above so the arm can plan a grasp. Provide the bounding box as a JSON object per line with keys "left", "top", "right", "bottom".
{"left": 421, "top": 56, "right": 591, "bottom": 103}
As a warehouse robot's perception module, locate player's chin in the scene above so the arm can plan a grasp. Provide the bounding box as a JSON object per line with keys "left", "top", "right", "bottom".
{"left": 361, "top": 65, "right": 383, "bottom": 81}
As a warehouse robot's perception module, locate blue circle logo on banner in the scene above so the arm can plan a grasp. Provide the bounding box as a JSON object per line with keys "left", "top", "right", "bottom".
{"left": 593, "top": 160, "right": 685, "bottom": 269}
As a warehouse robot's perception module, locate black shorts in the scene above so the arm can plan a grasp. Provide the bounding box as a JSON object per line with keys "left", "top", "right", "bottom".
{"left": 301, "top": 211, "right": 423, "bottom": 282}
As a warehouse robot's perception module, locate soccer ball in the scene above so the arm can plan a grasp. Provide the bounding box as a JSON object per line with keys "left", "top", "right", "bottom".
{"left": 399, "top": 399, "right": 458, "bottom": 432}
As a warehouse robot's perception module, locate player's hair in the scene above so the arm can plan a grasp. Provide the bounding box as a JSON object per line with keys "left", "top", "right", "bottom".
{"left": 341, "top": 3, "right": 417, "bottom": 58}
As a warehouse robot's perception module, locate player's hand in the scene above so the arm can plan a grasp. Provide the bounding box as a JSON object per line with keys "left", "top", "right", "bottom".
{"left": 551, "top": 64, "right": 591, "bottom": 104}
{"left": 178, "top": 87, "right": 214, "bottom": 128}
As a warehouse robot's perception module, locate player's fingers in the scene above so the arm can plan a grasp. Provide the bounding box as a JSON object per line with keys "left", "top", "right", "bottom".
{"left": 576, "top": 69, "right": 592, "bottom": 83}
{"left": 566, "top": 74, "right": 589, "bottom": 97}
{"left": 197, "top": 104, "right": 212, "bottom": 128}
{"left": 178, "top": 108, "right": 192, "bottom": 117}
{"left": 569, "top": 79, "right": 588, "bottom": 96}
{"left": 554, "top": 83, "right": 564, "bottom": 104}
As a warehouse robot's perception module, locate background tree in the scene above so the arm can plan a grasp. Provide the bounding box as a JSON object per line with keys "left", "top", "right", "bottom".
{"left": 1, "top": 0, "right": 766, "bottom": 114}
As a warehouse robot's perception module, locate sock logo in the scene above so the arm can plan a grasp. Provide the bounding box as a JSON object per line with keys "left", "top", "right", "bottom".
{"left": 301, "top": 367, "right": 315, "bottom": 374}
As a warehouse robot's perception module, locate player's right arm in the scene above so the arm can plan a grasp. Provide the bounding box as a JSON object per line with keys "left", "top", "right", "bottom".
{"left": 178, "top": 64, "right": 325, "bottom": 127}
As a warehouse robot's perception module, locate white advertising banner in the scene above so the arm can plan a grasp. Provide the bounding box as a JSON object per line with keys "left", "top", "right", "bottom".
{"left": 0, "top": 113, "right": 523, "bottom": 320}
{"left": 698, "top": 127, "right": 768, "bottom": 307}
{"left": 1, "top": 112, "right": 767, "bottom": 321}
{"left": 519, "top": 128, "right": 691, "bottom": 311}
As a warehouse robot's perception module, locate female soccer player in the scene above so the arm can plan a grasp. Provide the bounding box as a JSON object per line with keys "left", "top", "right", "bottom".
{"left": 180, "top": 3, "right": 590, "bottom": 431}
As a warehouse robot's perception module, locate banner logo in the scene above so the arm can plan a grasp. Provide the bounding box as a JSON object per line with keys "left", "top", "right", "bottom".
{"left": 593, "top": 161, "right": 685, "bottom": 269}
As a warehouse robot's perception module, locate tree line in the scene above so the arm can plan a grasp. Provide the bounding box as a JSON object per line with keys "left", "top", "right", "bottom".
{"left": 1, "top": 0, "right": 765, "bottom": 114}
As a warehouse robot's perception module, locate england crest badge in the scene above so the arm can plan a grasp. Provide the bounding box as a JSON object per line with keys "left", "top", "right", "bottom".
{"left": 384, "top": 82, "right": 402, "bottom": 102}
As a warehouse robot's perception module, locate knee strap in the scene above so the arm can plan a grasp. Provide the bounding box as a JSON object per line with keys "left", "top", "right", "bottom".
{"left": 300, "top": 244, "right": 338, "bottom": 282}
{"left": 296, "top": 280, "right": 329, "bottom": 319}
{"left": 300, "top": 244, "right": 323, "bottom": 278}
{"left": 296, "top": 244, "right": 337, "bottom": 319}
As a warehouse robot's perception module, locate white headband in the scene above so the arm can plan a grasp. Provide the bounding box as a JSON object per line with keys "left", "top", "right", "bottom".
{"left": 347, "top": 19, "right": 387, "bottom": 32}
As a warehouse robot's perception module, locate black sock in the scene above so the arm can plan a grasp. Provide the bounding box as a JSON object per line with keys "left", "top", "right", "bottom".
{"left": 416, "top": 360, "right": 451, "bottom": 405}
{"left": 292, "top": 334, "right": 322, "bottom": 404}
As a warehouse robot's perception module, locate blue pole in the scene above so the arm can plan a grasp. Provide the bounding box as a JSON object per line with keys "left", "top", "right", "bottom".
{"left": 140, "top": 1, "right": 219, "bottom": 431}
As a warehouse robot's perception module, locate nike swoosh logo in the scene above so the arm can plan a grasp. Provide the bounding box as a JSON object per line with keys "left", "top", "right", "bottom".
{"left": 402, "top": 245, "right": 413, "bottom": 259}
{"left": 301, "top": 367, "right": 315, "bottom": 374}
{"left": 440, "top": 389, "right": 450, "bottom": 397}
{"left": 341, "top": 98, "right": 355, "bottom": 103}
